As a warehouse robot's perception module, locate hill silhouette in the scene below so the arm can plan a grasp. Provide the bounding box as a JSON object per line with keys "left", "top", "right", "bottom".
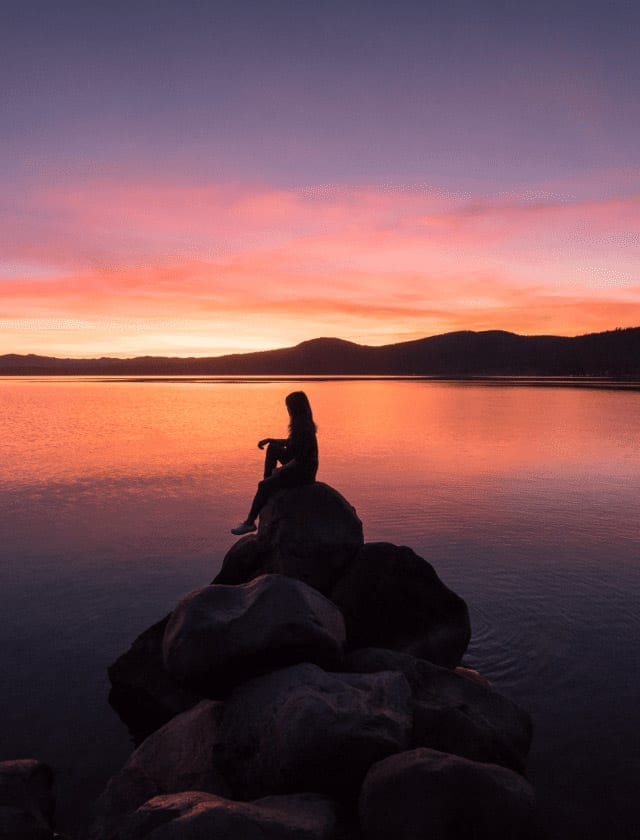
{"left": 1, "top": 328, "right": 639, "bottom": 377}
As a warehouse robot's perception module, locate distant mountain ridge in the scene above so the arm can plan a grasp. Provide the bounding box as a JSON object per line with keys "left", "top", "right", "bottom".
{"left": 1, "top": 328, "right": 639, "bottom": 377}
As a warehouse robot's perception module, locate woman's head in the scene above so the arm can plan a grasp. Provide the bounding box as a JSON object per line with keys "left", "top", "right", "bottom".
{"left": 285, "top": 391, "right": 316, "bottom": 432}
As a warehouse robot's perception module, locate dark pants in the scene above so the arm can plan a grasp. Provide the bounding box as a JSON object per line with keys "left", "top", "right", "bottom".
{"left": 263, "top": 440, "right": 290, "bottom": 479}
{"left": 247, "top": 442, "right": 292, "bottom": 522}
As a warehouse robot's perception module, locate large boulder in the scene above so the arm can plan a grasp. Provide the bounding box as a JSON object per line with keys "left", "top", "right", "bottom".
{"left": 359, "top": 748, "right": 537, "bottom": 840}
{"left": 89, "top": 701, "right": 230, "bottom": 840}
{"left": 215, "top": 483, "right": 364, "bottom": 595}
{"left": 116, "top": 791, "right": 338, "bottom": 840}
{"left": 331, "top": 543, "right": 470, "bottom": 667}
{"left": 108, "top": 616, "right": 203, "bottom": 742}
{"left": 345, "top": 648, "right": 532, "bottom": 773}
{"left": 0, "top": 760, "right": 55, "bottom": 840}
{"left": 215, "top": 662, "right": 413, "bottom": 800}
{"left": 163, "top": 575, "right": 346, "bottom": 697}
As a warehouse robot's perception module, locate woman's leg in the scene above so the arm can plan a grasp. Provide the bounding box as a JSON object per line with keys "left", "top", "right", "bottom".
{"left": 231, "top": 448, "right": 289, "bottom": 534}
{"left": 246, "top": 473, "right": 282, "bottom": 522}
{"left": 264, "top": 441, "right": 289, "bottom": 479}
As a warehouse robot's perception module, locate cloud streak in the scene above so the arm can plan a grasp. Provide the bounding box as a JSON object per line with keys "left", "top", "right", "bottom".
{"left": 2, "top": 177, "right": 638, "bottom": 356}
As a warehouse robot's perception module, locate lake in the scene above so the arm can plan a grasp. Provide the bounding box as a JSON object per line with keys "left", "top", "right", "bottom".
{"left": 1, "top": 376, "right": 639, "bottom": 838}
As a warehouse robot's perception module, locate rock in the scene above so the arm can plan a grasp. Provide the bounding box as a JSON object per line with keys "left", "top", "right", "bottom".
{"left": 454, "top": 665, "right": 491, "bottom": 688}
{"left": 117, "top": 791, "right": 338, "bottom": 840}
{"left": 0, "top": 759, "right": 55, "bottom": 840}
{"left": 215, "top": 483, "right": 364, "bottom": 595}
{"left": 345, "top": 648, "right": 531, "bottom": 773}
{"left": 89, "top": 701, "right": 230, "bottom": 840}
{"left": 215, "top": 662, "right": 412, "bottom": 800}
{"left": 331, "top": 543, "right": 470, "bottom": 667}
{"left": 108, "top": 616, "right": 203, "bottom": 742}
{"left": 359, "top": 748, "right": 536, "bottom": 840}
{"left": 163, "top": 574, "right": 346, "bottom": 697}
{"left": 213, "top": 534, "right": 268, "bottom": 586}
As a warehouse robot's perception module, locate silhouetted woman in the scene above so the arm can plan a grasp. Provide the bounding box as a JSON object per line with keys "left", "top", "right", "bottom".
{"left": 231, "top": 391, "right": 318, "bottom": 535}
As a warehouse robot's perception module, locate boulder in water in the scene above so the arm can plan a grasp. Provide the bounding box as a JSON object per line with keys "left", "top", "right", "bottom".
{"left": 331, "top": 542, "right": 470, "bottom": 667}
{"left": 88, "top": 701, "right": 229, "bottom": 840}
{"left": 345, "top": 647, "right": 532, "bottom": 773}
{"left": 215, "top": 482, "right": 364, "bottom": 595}
{"left": 215, "top": 662, "right": 413, "bottom": 800}
{"left": 116, "top": 791, "right": 339, "bottom": 840}
{"left": 359, "top": 748, "right": 537, "bottom": 840}
{"left": 163, "top": 574, "right": 346, "bottom": 697}
{"left": 108, "top": 616, "right": 202, "bottom": 742}
{"left": 0, "top": 759, "right": 55, "bottom": 840}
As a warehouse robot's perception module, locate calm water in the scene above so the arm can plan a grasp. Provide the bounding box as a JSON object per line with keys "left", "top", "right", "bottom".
{"left": 1, "top": 377, "right": 639, "bottom": 838}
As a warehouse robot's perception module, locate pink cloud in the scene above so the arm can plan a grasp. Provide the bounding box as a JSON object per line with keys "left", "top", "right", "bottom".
{"left": 2, "top": 175, "right": 639, "bottom": 355}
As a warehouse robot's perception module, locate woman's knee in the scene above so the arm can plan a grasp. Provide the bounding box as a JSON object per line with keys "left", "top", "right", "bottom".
{"left": 266, "top": 442, "right": 283, "bottom": 461}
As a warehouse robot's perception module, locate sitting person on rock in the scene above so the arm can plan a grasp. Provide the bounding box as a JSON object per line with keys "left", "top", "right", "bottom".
{"left": 231, "top": 391, "right": 319, "bottom": 535}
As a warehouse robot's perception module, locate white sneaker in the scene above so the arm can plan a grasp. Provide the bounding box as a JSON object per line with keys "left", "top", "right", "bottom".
{"left": 230, "top": 520, "right": 257, "bottom": 535}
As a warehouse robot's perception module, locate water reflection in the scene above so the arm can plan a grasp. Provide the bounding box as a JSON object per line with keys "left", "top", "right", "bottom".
{"left": 0, "top": 377, "right": 639, "bottom": 838}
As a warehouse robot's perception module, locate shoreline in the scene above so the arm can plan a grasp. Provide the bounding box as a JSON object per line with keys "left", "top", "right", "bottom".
{"left": 3, "top": 373, "right": 640, "bottom": 390}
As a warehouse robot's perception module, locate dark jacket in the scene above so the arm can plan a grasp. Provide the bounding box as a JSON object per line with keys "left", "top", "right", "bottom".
{"left": 285, "top": 426, "right": 318, "bottom": 484}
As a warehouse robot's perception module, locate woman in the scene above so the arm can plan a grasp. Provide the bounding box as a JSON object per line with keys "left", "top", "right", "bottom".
{"left": 231, "top": 391, "right": 319, "bottom": 535}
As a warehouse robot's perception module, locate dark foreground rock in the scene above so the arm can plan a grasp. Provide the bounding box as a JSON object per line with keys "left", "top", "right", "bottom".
{"left": 331, "top": 542, "right": 470, "bottom": 667}
{"left": 0, "top": 759, "right": 55, "bottom": 840}
{"left": 359, "top": 748, "right": 536, "bottom": 840}
{"left": 89, "top": 701, "right": 230, "bottom": 840}
{"left": 215, "top": 662, "right": 413, "bottom": 800}
{"left": 215, "top": 482, "right": 364, "bottom": 595}
{"left": 116, "top": 791, "right": 338, "bottom": 840}
{"left": 108, "top": 617, "right": 202, "bottom": 742}
{"left": 97, "top": 483, "right": 536, "bottom": 840}
{"left": 345, "top": 647, "right": 532, "bottom": 773}
{"left": 163, "top": 574, "right": 346, "bottom": 697}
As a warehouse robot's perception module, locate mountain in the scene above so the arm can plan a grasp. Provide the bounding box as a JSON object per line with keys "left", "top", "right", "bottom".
{"left": 1, "top": 328, "right": 639, "bottom": 377}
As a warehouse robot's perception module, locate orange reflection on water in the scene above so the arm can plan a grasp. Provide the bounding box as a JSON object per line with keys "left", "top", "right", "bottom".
{"left": 2, "top": 378, "right": 637, "bottom": 495}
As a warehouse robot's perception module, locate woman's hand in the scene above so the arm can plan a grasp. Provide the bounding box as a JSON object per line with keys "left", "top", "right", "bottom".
{"left": 258, "top": 438, "right": 272, "bottom": 449}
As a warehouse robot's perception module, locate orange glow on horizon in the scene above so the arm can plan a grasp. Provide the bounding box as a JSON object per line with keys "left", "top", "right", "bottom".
{"left": 2, "top": 179, "right": 639, "bottom": 357}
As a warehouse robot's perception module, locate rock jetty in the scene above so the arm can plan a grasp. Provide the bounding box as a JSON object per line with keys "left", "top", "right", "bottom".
{"left": 6, "top": 482, "right": 537, "bottom": 839}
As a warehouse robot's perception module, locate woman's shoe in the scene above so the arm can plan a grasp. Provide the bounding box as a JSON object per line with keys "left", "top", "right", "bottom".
{"left": 230, "top": 520, "right": 257, "bottom": 535}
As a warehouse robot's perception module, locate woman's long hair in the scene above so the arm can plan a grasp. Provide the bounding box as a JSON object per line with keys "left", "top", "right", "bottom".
{"left": 286, "top": 391, "right": 317, "bottom": 436}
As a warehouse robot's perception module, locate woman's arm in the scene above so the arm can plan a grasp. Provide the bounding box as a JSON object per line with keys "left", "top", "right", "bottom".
{"left": 257, "top": 437, "right": 288, "bottom": 449}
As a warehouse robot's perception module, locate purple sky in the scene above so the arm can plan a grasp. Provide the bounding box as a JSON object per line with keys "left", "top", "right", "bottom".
{"left": 2, "top": 0, "right": 639, "bottom": 355}
{"left": 4, "top": 0, "right": 638, "bottom": 188}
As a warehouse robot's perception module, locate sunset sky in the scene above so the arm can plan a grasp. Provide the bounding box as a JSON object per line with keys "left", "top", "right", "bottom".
{"left": 2, "top": 0, "right": 639, "bottom": 357}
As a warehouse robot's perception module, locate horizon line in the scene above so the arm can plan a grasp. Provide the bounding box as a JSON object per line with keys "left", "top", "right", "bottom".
{"left": 3, "top": 325, "right": 639, "bottom": 363}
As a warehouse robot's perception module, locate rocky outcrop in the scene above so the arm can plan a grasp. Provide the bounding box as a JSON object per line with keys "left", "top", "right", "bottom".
{"left": 108, "top": 616, "right": 203, "bottom": 742}
{"left": 359, "top": 748, "right": 537, "bottom": 839}
{"left": 163, "top": 575, "right": 346, "bottom": 697}
{"left": 332, "top": 542, "right": 470, "bottom": 668}
{"left": 115, "top": 791, "right": 339, "bottom": 840}
{"left": 89, "top": 701, "right": 229, "bottom": 840}
{"left": 215, "top": 662, "right": 413, "bottom": 800}
{"left": 0, "top": 760, "right": 55, "bottom": 840}
{"left": 345, "top": 647, "right": 532, "bottom": 773}
{"left": 214, "top": 483, "right": 364, "bottom": 595}
{"left": 97, "top": 483, "right": 536, "bottom": 840}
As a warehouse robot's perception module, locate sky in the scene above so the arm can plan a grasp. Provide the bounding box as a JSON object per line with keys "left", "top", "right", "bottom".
{"left": 1, "top": 0, "right": 639, "bottom": 357}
